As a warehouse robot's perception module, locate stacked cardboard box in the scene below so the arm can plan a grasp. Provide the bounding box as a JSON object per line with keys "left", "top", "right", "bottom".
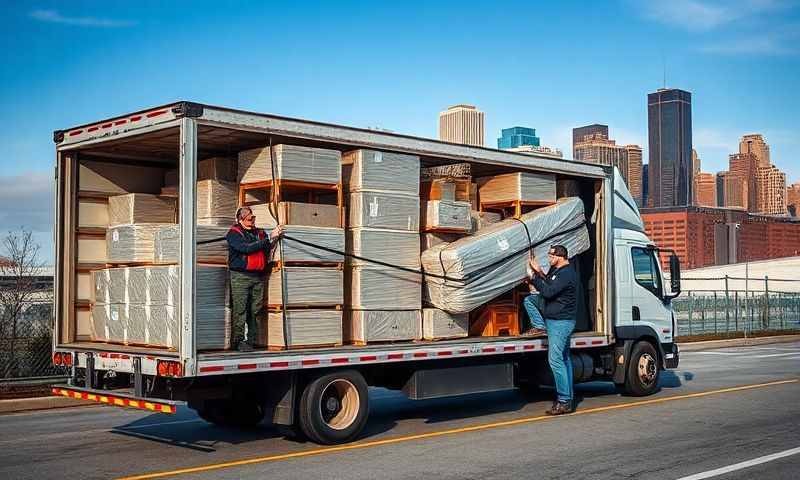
{"left": 477, "top": 172, "right": 557, "bottom": 205}
{"left": 342, "top": 149, "right": 422, "bottom": 344}
{"left": 238, "top": 144, "right": 342, "bottom": 184}
{"left": 422, "top": 308, "right": 469, "bottom": 340}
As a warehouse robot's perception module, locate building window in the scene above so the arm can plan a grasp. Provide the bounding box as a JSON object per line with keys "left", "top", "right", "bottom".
{"left": 631, "top": 247, "right": 662, "bottom": 298}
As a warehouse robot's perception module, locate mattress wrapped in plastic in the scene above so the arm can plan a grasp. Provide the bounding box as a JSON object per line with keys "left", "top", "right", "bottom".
{"left": 197, "top": 180, "right": 237, "bottom": 220}
{"left": 421, "top": 200, "right": 471, "bottom": 231}
{"left": 348, "top": 192, "right": 419, "bottom": 231}
{"left": 267, "top": 266, "right": 343, "bottom": 306}
{"left": 153, "top": 225, "right": 230, "bottom": 264}
{"left": 345, "top": 266, "right": 422, "bottom": 310}
{"left": 273, "top": 226, "right": 345, "bottom": 263}
{"left": 346, "top": 228, "right": 420, "bottom": 268}
{"left": 421, "top": 197, "right": 590, "bottom": 314}
{"left": 477, "top": 172, "right": 556, "bottom": 204}
{"left": 107, "top": 224, "right": 169, "bottom": 263}
{"left": 342, "top": 149, "right": 420, "bottom": 194}
{"left": 108, "top": 194, "right": 177, "bottom": 226}
{"left": 344, "top": 309, "right": 421, "bottom": 343}
{"left": 263, "top": 310, "right": 342, "bottom": 348}
{"left": 238, "top": 144, "right": 342, "bottom": 185}
{"left": 422, "top": 308, "right": 469, "bottom": 340}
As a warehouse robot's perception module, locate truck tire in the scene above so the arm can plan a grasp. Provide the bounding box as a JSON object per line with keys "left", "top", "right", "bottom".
{"left": 623, "top": 341, "right": 661, "bottom": 397}
{"left": 298, "top": 369, "right": 369, "bottom": 445}
{"left": 197, "top": 399, "right": 265, "bottom": 427}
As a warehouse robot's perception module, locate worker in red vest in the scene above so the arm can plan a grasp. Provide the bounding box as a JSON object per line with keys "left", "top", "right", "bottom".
{"left": 227, "top": 206, "right": 284, "bottom": 351}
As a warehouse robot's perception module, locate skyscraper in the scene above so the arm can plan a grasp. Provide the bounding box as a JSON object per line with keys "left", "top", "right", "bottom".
{"left": 574, "top": 131, "right": 642, "bottom": 204}
{"left": 755, "top": 165, "right": 787, "bottom": 215}
{"left": 729, "top": 152, "right": 759, "bottom": 211}
{"left": 497, "top": 126, "right": 539, "bottom": 149}
{"left": 715, "top": 172, "right": 726, "bottom": 207}
{"left": 625, "top": 145, "right": 644, "bottom": 206}
{"left": 693, "top": 172, "right": 716, "bottom": 207}
{"left": 739, "top": 134, "right": 770, "bottom": 167}
{"left": 691, "top": 149, "right": 701, "bottom": 176}
{"left": 642, "top": 164, "right": 649, "bottom": 207}
{"left": 720, "top": 171, "right": 746, "bottom": 209}
{"left": 572, "top": 124, "right": 608, "bottom": 157}
{"left": 647, "top": 88, "right": 693, "bottom": 207}
{"left": 439, "top": 105, "right": 485, "bottom": 146}
{"left": 788, "top": 182, "right": 800, "bottom": 217}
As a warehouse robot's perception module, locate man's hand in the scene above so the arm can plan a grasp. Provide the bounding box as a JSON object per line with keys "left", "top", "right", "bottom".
{"left": 269, "top": 225, "right": 285, "bottom": 242}
{"left": 529, "top": 257, "right": 544, "bottom": 277}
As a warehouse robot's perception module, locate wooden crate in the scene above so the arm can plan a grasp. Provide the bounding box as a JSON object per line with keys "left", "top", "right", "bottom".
{"left": 469, "top": 301, "right": 519, "bottom": 337}
{"left": 239, "top": 180, "right": 344, "bottom": 228}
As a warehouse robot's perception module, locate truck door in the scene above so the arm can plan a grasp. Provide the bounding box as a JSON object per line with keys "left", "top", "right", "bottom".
{"left": 629, "top": 247, "right": 672, "bottom": 341}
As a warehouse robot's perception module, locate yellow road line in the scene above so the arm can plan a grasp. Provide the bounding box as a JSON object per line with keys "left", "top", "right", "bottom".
{"left": 117, "top": 378, "right": 798, "bottom": 480}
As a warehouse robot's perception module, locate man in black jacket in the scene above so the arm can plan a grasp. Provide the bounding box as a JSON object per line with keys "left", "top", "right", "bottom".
{"left": 227, "top": 206, "right": 283, "bottom": 352}
{"left": 521, "top": 244, "right": 578, "bottom": 415}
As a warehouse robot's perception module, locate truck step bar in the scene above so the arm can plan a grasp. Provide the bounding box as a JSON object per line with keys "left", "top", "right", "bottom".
{"left": 51, "top": 385, "right": 182, "bottom": 414}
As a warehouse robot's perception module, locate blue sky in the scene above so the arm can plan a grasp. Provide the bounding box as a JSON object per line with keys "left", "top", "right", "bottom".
{"left": 1, "top": 0, "right": 799, "bottom": 262}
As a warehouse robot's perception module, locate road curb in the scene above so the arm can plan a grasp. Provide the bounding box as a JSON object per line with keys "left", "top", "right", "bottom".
{"left": 0, "top": 395, "right": 91, "bottom": 415}
{"left": 678, "top": 334, "right": 800, "bottom": 352}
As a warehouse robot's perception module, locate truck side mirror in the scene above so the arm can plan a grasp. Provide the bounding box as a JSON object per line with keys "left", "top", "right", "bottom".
{"left": 669, "top": 254, "right": 681, "bottom": 294}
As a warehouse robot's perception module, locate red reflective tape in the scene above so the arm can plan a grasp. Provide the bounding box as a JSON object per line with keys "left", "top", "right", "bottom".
{"left": 130, "top": 115, "right": 142, "bottom": 122}
{"left": 101, "top": 123, "right": 113, "bottom": 129}
{"left": 458, "top": 349, "right": 469, "bottom": 354}
{"left": 483, "top": 347, "right": 497, "bottom": 353}
{"left": 575, "top": 341, "right": 587, "bottom": 346}
{"left": 662, "top": 329, "right": 671, "bottom": 333}
{"left": 270, "top": 361, "right": 289, "bottom": 368}
{"left": 199, "top": 365, "right": 225, "bottom": 373}
{"left": 413, "top": 352, "right": 428, "bottom": 358}
{"left": 331, "top": 358, "right": 349, "bottom": 364}
{"left": 146, "top": 110, "right": 167, "bottom": 118}
{"left": 88, "top": 126, "right": 99, "bottom": 132}
{"left": 387, "top": 353, "right": 404, "bottom": 360}
{"left": 68, "top": 130, "right": 83, "bottom": 136}
{"left": 114, "top": 120, "right": 126, "bottom": 126}
{"left": 503, "top": 346, "right": 516, "bottom": 352}
{"left": 98, "top": 352, "right": 108, "bottom": 358}
{"left": 591, "top": 340, "right": 604, "bottom": 345}
{"left": 360, "top": 355, "right": 377, "bottom": 361}
{"left": 238, "top": 363, "right": 257, "bottom": 370}
{"left": 436, "top": 351, "right": 452, "bottom": 357}
{"left": 523, "top": 344, "right": 535, "bottom": 350}
{"left": 302, "top": 359, "right": 320, "bottom": 366}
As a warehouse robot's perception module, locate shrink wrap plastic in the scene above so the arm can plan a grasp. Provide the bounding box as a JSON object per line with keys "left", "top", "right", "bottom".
{"left": 344, "top": 310, "right": 421, "bottom": 343}
{"left": 346, "top": 228, "right": 420, "bottom": 268}
{"left": 265, "top": 310, "right": 342, "bottom": 348}
{"left": 345, "top": 266, "right": 422, "bottom": 310}
{"left": 342, "top": 149, "right": 420, "bottom": 194}
{"left": 107, "top": 224, "right": 169, "bottom": 263}
{"left": 421, "top": 198, "right": 590, "bottom": 314}
{"left": 268, "top": 267, "right": 343, "bottom": 306}
{"left": 420, "top": 232, "right": 461, "bottom": 251}
{"left": 477, "top": 172, "right": 557, "bottom": 204}
{"left": 197, "top": 180, "right": 237, "bottom": 219}
{"left": 422, "top": 308, "right": 469, "bottom": 340}
{"left": 273, "top": 226, "right": 345, "bottom": 263}
{"left": 91, "top": 265, "right": 229, "bottom": 349}
{"left": 469, "top": 211, "right": 503, "bottom": 232}
{"left": 421, "top": 200, "right": 471, "bottom": 231}
{"left": 108, "top": 194, "right": 176, "bottom": 226}
{"left": 348, "top": 192, "right": 419, "bottom": 231}
{"left": 238, "top": 144, "right": 342, "bottom": 185}
{"left": 154, "top": 225, "right": 229, "bottom": 264}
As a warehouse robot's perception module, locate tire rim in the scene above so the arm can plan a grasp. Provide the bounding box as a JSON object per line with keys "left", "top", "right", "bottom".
{"left": 320, "top": 379, "right": 360, "bottom": 430}
{"left": 637, "top": 353, "right": 657, "bottom": 386}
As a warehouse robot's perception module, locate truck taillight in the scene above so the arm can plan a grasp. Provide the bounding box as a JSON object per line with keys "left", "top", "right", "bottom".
{"left": 157, "top": 360, "right": 183, "bottom": 377}
{"left": 52, "top": 352, "right": 72, "bottom": 366}
{"left": 52, "top": 352, "right": 62, "bottom": 366}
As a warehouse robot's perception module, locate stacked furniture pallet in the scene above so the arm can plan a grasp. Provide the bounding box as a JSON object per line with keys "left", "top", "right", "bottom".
{"left": 238, "top": 144, "right": 344, "bottom": 350}
{"left": 342, "top": 149, "right": 422, "bottom": 345}
{"left": 477, "top": 172, "right": 557, "bottom": 218}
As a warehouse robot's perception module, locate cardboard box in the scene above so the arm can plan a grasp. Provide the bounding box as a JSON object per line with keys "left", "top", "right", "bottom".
{"left": 477, "top": 172, "right": 556, "bottom": 204}
{"left": 108, "top": 194, "right": 177, "bottom": 226}
{"left": 344, "top": 310, "right": 421, "bottom": 343}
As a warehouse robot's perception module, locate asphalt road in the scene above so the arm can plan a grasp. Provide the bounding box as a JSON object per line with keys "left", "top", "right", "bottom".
{"left": 1, "top": 341, "right": 798, "bottom": 480}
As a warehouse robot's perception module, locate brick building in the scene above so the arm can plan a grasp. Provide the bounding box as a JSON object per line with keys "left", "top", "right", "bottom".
{"left": 693, "top": 172, "right": 716, "bottom": 207}
{"left": 641, "top": 206, "right": 800, "bottom": 270}
{"left": 788, "top": 182, "right": 800, "bottom": 216}
{"left": 755, "top": 165, "right": 787, "bottom": 215}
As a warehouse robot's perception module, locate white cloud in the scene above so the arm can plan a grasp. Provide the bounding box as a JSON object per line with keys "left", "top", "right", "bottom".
{"left": 632, "top": 0, "right": 793, "bottom": 31}
{"left": 30, "top": 9, "right": 136, "bottom": 28}
{"left": 693, "top": 128, "right": 738, "bottom": 152}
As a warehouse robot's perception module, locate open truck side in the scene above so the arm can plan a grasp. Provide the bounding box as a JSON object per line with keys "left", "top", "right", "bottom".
{"left": 51, "top": 102, "right": 680, "bottom": 444}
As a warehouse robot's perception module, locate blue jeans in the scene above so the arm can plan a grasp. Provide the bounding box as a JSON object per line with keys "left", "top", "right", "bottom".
{"left": 523, "top": 295, "right": 576, "bottom": 403}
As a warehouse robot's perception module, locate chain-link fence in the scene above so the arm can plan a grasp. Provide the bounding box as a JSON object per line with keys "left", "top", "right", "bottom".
{"left": 673, "top": 290, "right": 800, "bottom": 337}
{"left": 0, "top": 297, "right": 67, "bottom": 379}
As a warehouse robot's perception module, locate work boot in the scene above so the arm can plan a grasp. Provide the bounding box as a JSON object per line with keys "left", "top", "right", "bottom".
{"left": 237, "top": 341, "right": 254, "bottom": 352}
{"left": 521, "top": 328, "right": 547, "bottom": 337}
{"left": 546, "top": 401, "right": 574, "bottom": 415}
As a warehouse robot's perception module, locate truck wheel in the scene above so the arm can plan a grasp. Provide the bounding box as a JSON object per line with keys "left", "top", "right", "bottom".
{"left": 623, "top": 341, "right": 661, "bottom": 397}
{"left": 197, "top": 399, "right": 265, "bottom": 427}
{"left": 298, "top": 370, "right": 369, "bottom": 445}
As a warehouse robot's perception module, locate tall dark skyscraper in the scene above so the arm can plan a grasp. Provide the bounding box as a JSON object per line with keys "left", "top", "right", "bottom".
{"left": 572, "top": 124, "right": 608, "bottom": 156}
{"left": 647, "top": 88, "right": 693, "bottom": 207}
{"left": 642, "top": 164, "right": 649, "bottom": 207}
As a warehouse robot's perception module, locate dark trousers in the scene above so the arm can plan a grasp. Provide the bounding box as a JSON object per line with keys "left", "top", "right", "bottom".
{"left": 230, "top": 270, "right": 265, "bottom": 345}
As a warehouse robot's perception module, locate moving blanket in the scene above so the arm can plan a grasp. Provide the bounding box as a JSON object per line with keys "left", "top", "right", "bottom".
{"left": 421, "top": 197, "right": 590, "bottom": 314}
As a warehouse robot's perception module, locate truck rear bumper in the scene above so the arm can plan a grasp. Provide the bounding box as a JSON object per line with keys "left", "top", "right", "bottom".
{"left": 51, "top": 385, "right": 182, "bottom": 414}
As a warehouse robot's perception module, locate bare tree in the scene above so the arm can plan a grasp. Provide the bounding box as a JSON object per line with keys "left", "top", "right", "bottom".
{"left": 0, "top": 229, "right": 45, "bottom": 378}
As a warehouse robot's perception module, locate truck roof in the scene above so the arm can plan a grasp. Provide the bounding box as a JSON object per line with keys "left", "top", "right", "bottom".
{"left": 54, "top": 101, "right": 613, "bottom": 179}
